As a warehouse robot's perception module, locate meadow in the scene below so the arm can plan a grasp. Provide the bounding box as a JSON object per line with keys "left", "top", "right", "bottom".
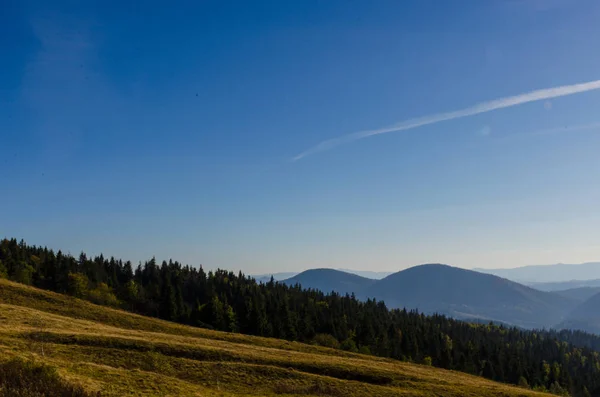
{"left": 0, "top": 278, "right": 551, "bottom": 396}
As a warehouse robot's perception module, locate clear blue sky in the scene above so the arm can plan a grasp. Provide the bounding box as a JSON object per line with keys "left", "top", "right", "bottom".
{"left": 2, "top": 0, "right": 600, "bottom": 273}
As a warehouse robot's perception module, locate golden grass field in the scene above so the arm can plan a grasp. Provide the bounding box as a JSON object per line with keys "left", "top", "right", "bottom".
{"left": 0, "top": 278, "right": 552, "bottom": 396}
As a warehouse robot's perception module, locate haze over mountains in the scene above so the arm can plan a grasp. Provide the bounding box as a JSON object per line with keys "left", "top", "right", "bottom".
{"left": 475, "top": 264, "right": 600, "bottom": 331}
{"left": 559, "top": 292, "right": 600, "bottom": 334}
{"left": 475, "top": 262, "right": 600, "bottom": 283}
{"left": 258, "top": 262, "right": 600, "bottom": 287}
{"left": 256, "top": 261, "right": 600, "bottom": 335}
{"left": 526, "top": 279, "right": 600, "bottom": 292}
{"left": 553, "top": 286, "right": 600, "bottom": 302}
{"left": 283, "top": 264, "right": 579, "bottom": 329}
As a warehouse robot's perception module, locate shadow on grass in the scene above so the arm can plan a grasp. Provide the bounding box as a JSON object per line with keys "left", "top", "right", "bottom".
{"left": 0, "top": 357, "right": 98, "bottom": 397}
{"left": 23, "top": 332, "right": 395, "bottom": 386}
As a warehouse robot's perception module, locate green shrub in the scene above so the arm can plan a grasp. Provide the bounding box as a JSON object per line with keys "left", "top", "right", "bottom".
{"left": 12, "top": 263, "right": 34, "bottom": 285}
{"left": 87, "top": 283, "right": 119, "bottom": 307}
{"left": 340, "top": 338, "right": 358, "bottom": 353}
{"left": 311, "top": 334, "right": 340, "bottom": 349}
{"left": 67, "top": 273, "right": 89, "bottom": 298}
{"left": 358, "top": 345, "right": 371, "bottom": 355}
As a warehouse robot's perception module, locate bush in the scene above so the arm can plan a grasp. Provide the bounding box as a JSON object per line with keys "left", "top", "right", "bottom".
{"left": 12, "top": 263, "right": 34, "bottom": 285}
{"left": 87, "top": 283, "right": 119, "bottom": 307}
{"left": 0, "top": 357, "right": 98, "bottom": 396}
{"left": 311, "top": 334, "right": 340, "bottom": 349}
{"left": 340, "top": 338, "right": 358, "bottom": 353}
{"left": 67, "top": 273, "right": 89, "bottom": 298}
{"left": 358, "top": 345, "right": 371, "bottom": 355}
{"left": 518, "top": 376, "right": 529, "bottom": 388}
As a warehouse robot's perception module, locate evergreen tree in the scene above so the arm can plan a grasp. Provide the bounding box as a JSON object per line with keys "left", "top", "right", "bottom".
{"left": 4, "top": 237, "right": 600, "bottom": 397}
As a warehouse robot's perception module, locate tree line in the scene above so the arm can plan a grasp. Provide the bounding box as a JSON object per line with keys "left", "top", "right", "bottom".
{"left": 1, "top": 237, "right": 599, "bottom": 396}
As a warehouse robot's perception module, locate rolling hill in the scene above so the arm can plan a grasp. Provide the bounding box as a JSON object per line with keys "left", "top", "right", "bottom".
{"left": 255, "top": 269, "right": 392, "bottom": 284}
{"left": 280, "top": 264, "right": 577, "bottom": 329}
{"left": 558, "top": 291, "right": 600, "bottom": 334}
{"left": 554, "top": 286, "right": 600, "bottom": 302}
{"left": 282, "top": 268, "right": 376, "bottom": 295}
{"left": 362, "top": 264, "right": 577, "bottom": 329}
{"left": 527, "top": 279, "right": 600, "bottom": 292}
{"left": 336, "top": 269, "right": 393, "bottom": 279}
{"left": 0, "top": 278, "right": 552, "bottom": 396}
{"left": 475, "top": 262, "right": 600, "bottom": 283}
{"left": 253, "top": 272, "right": 298, "bottom": 283}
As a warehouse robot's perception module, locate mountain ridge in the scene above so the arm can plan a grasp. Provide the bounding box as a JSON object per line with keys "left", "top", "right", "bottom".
{"left": 283, "top": 264, "right": 578, "bottom": 329}
{"left": 253, "top": 269, "right": 392, "bottom": 283}
{"left": 282, "top": 268, "right": 376, "bottom": 295}
{"left": 475, "top": 262, "right": 600, "bottom": 283}
{"left": 558, "top": 291, "right": 600, "bottom": 334}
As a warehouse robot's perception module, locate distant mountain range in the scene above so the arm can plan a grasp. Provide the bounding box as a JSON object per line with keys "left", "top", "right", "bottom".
{"left": 256, "top": 262, "right": 600, "bottom": 334}
{"left": 282, "top": 264, "right": 579, "bottom": 329}
{"left": 526, "top": 279, "right": 600, "bottom": 292}
{"left": 474, "top": 262, "right": 600, "bottom": 283}
{"left": 558, "top": 292, "right": 600, "bottom": 334}
{"left": 256, "top": 262, "right": 600, "bottom": 286}
{"left": 554, "top": 286, "right": 600, "bottom": 302}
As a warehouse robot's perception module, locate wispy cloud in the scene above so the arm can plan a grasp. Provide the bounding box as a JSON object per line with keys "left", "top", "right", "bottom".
{"left": 293, "top": 79, "right": 600, "bottom": 161}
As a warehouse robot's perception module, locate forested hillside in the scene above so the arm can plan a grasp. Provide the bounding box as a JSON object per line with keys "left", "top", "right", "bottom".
{"left": 0, "top": 278, "right": 554, "bottom": 396}
{"left": 1, "top": 237, "right": 600, "bottom": 396}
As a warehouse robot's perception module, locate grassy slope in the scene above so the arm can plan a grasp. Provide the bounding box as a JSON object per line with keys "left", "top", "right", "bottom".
{"left": 0, "top": 279, "right": 550, "bottom": 396}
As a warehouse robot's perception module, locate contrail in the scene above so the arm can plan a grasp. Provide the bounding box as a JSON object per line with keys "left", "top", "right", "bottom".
{"left": 293, "top": 79, "right": 600, "bottom": 161}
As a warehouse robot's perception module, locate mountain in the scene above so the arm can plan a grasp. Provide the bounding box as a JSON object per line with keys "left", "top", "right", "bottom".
{"left": 557, "top": 290, "right": 600, "bottom": 334}
{"left": 253, "top": 272, "right": 298, "bottom": 283}
{"left": 253, "top": 269, "right": 391, "bottom": 283}
{"left": 281, "top": 264, "right": 578, "bottom": 329}
{"left": 282, "top": 268, "right": 376, "bottom": 295}
{"left": 336, "top": 269, "right": 393, "bottom": 279}
{"left": 554, "top": 286, "right": 600, "bottom": 302}
{"left": 559, "top": 292, "right": 600, "bottom": 334}
{"left": 527, "top": 279, "right": 600, "bottom": 292}
{"left": 475, "top": 262, "right": 600, "bottom": 283}
{"left": 363, "top": 264, "right": 577, "bottom": 329}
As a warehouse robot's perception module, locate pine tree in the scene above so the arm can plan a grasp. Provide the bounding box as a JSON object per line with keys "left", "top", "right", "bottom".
{"left": 5, "top": 237, "right": 600, "bottom": 396}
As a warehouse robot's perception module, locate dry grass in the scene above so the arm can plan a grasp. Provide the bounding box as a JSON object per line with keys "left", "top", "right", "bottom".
{"left": 0, "top": 279, "right": 551, "bottom": 396}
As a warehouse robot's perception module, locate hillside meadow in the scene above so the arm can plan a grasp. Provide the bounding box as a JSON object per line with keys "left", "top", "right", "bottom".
{"left": 0, "top": 279, "right": 552, "bottom": 396}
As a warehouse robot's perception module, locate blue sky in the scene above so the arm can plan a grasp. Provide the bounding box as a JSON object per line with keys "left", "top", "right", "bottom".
{"left": 2, "top": 0, "right": 600, "bottom": 273}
